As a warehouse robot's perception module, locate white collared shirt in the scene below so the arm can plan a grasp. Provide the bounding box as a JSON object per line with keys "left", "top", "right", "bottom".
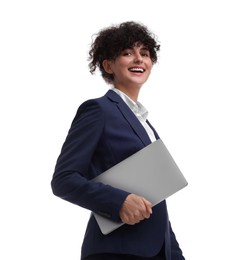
{"left": 112, "top": 87, "right": 156, "bottom": 143}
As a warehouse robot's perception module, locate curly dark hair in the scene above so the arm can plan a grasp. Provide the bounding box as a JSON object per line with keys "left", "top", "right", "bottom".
{"left": 88, "top": 21, "right": 160, "bottom": 84}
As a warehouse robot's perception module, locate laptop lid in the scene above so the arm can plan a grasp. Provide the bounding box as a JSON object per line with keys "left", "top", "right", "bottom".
{"left": 92, "top": 139, "right": 188, "bottom": 235}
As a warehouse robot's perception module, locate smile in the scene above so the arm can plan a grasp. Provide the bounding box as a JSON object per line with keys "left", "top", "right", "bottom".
{"left": 128, "top": 67, "right": 145, "bottom": 73}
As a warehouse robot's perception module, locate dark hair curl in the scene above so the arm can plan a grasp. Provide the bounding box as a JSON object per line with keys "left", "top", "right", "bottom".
{"left": 88, "top": 21, "right": 160, "bottom": 84}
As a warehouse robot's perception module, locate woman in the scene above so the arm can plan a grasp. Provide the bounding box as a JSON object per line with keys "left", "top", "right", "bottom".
{"left": 51, "top": 21, "right": 185, "bottom": 260}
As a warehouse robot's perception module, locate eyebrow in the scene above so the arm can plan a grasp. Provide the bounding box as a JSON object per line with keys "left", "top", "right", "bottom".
{"left": 140, "top": 47, "right": 149, "bottom": 51}
{"left": 123, "top": 46, "right": 149, "bottom": 51}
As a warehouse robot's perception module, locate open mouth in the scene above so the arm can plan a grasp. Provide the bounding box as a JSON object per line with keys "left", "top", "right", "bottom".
{"left": 128, "top": 67, "right": 145, "bottom": 73}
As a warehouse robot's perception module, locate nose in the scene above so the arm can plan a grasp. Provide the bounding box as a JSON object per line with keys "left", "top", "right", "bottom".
{"left": 134, "top": 53, "right": 143, "bottom": 64}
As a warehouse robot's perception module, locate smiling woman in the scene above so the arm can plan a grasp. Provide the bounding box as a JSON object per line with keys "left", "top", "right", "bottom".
{"left": 51, "top": 21, "right": 186, "bottom": 260}
{"left": 102, "top": 43, "right": 153, "bottom": 100}
{"left": 88, "top": 21, "right": 160, "bottom": 84}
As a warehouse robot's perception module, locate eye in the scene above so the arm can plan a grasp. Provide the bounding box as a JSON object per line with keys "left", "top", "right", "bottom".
{"left": 141, "top": 51, "right": 150, "bottom": 57}
{"left": 121, "top": 49, "right": 134, "bottom": 56}
{"left": 123, "top": 51, "right": 132, "bottom": 56}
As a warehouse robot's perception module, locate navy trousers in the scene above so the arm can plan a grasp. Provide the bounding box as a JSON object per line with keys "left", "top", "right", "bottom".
{"left": 84, "top": 247, "right": 166, "bottom": 260}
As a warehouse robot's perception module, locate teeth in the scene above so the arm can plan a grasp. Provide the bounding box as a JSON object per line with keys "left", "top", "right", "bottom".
{"left": 129, "top": 67, "right": 144, "bottom": 73}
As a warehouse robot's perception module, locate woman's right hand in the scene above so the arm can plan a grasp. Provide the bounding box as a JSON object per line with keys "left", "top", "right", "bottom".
{"left": 119, "top": 194, "right": 152, "bottom": 225}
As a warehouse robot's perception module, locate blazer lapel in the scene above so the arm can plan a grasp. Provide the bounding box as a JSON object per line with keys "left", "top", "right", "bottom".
{"left": 146, "top": 120, "right": 160, "bottom": 140}
{"left": 106, "top": 90, "right": 152, "bottom": 146}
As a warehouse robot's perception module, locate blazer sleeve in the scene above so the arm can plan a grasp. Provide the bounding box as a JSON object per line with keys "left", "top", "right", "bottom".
{"left": 51, "top": 100, "right": 130, "bottom": 222}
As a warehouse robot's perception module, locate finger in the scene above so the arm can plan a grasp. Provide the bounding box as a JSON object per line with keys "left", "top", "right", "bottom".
{"left": 142, "top": 198, "right": 152, "bottom": 214}
{"left": 121, "top": 214, "right": 140, "bottom": 225}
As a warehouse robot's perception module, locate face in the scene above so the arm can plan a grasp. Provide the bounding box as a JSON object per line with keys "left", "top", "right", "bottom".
{"left": 103, "top": 43, "right": 153, "bottom": 91}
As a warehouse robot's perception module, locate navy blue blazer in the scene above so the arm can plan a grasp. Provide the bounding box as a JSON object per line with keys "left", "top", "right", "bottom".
{"left": 51, "top": 90, "right": 185, "bottom": 260}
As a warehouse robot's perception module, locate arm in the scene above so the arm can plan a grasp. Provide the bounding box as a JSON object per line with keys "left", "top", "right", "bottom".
{"left": 51, "top": 100, "right": 129, "bottom": 222}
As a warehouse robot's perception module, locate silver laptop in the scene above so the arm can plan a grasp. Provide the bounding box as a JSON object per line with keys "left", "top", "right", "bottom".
{"left": 92, "top": 139, "right": 188, "bottom": 235}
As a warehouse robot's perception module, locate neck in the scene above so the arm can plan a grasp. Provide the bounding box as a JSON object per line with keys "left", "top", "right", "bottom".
{"left": 113, "top": 84, "right": 141, "bottom": 102}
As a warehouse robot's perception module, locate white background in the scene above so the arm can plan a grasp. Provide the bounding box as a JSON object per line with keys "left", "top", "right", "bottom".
{"left": 1, "top": 1, "right": 244, "bottom": 259}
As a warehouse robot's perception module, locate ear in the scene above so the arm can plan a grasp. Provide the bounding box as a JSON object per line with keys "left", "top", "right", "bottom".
{"left": 102, "top": 60, "right": 113, "bottom": 74}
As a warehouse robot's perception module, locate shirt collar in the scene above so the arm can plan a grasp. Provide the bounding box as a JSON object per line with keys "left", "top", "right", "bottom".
{"left": 111, "top": 87, "right": 149, "bottom": 120}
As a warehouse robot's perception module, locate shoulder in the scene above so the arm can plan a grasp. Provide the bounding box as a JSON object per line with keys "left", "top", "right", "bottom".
{"left": 76, "top": 90, "right": 120, "bottom": 113}
{"left": 77, "top": 93, "right": 108, "bottom": 113}
{"left": 71, "top": 91, "right": 115, "bottom": 124}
